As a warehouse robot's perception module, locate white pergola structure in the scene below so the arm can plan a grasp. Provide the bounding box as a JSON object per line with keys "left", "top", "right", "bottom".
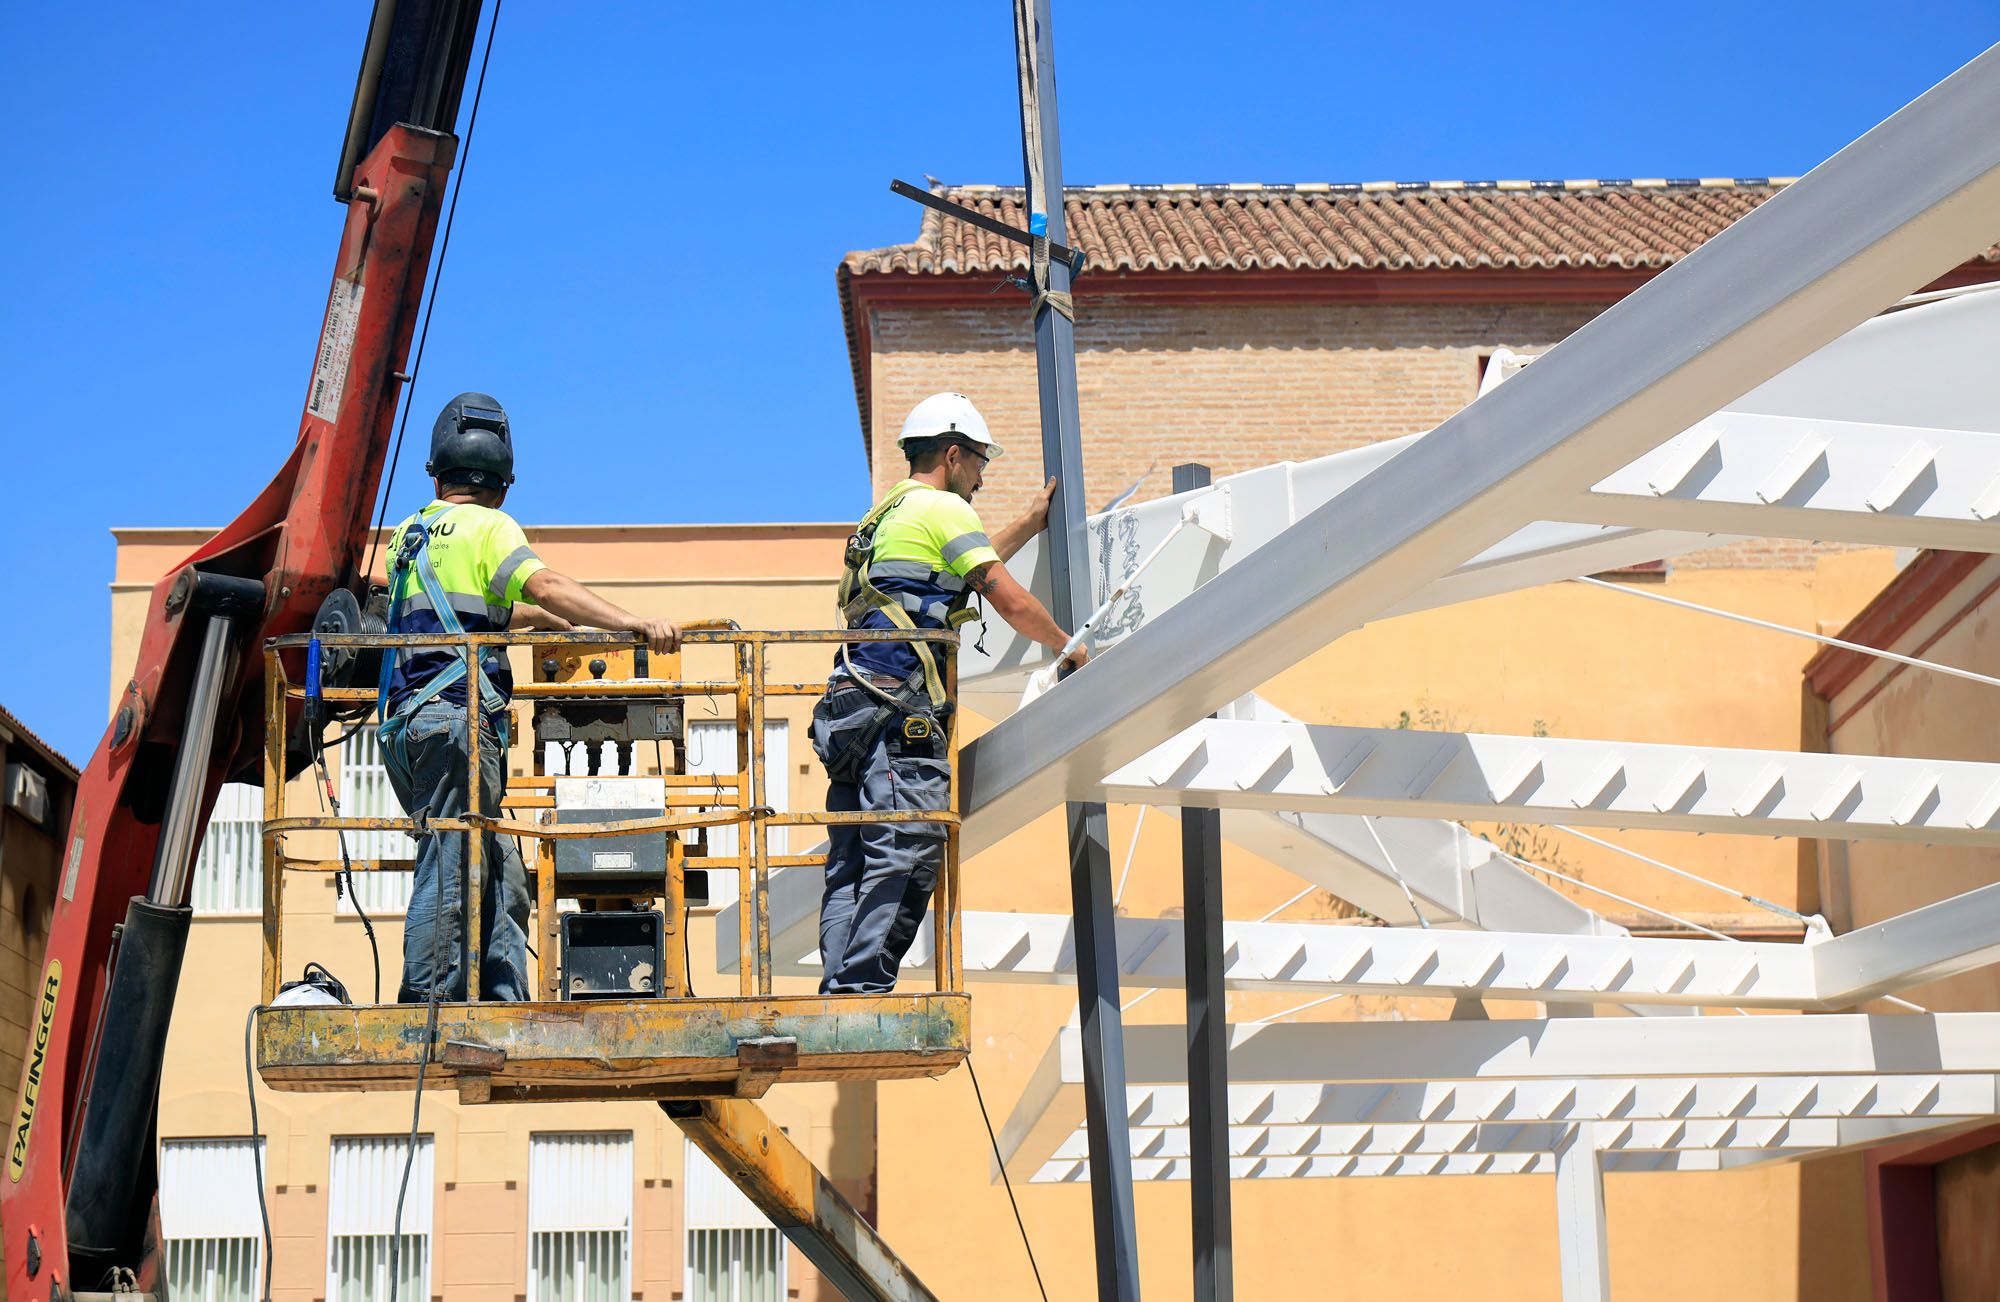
{"left": 734, "top": 45, "right": 2000, "bottom": 1301}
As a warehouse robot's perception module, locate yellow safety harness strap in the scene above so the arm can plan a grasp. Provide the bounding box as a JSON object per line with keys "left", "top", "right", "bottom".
{"left": 837, "top": 481, "right": 975, "bottom": 709}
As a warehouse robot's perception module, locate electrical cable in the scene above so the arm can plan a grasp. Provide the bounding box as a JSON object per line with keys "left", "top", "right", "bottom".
{"left": 384, "top": 15, "right": 506, "bottom": 1283}
{"left": 243, "top": 1006, "right": 274, "bottom": 1302}
{"left": 1553, "top": 823, "right": 1810, "bottom": 925}
{"left": 388, "top": 860, "right": 445, "bottom": 1302}
{"left": 313, "top": 741, "right": 381, "bottom": 1003}
{"left": 967, "top": 1058, "right": 1050, "bottom": 1302}
{"left": 1572, "top": 575, "right": 2000, "bottom": 693}
{"left": 362, "top": 0, "right": 504, "bottom": 584}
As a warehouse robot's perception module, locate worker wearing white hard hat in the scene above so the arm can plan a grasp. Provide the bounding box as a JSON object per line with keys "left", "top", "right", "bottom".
{"left": 810, "top": 393, "right": 1085, "bottom": 993}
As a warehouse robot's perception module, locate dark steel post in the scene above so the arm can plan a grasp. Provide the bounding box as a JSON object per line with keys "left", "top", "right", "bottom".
{"left": 1174, "top": 463, "right": 1233, "bottom": 1302}
{"left": 1013, "top": 2, "right": 1141, "bottom": 1296}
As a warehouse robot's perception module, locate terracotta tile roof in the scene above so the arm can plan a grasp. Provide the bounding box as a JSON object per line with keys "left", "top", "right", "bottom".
{"left": 0, "top": 702, "right": 79, "bottom": 781}
{"left": 837, "top": 179, "right": 2000, "bottom": 450}
{"left": 844, "top": 178, "right": 2000, "bottom": 276}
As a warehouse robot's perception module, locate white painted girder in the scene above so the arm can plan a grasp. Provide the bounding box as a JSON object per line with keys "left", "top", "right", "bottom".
{"left": 737, "top": 876, "right": 1996, "bottom": 1013}
{"left": 1815, "top": 880, "right": 2000, "bottom": 1005}
{"left": 1576, "top": 413, "right": 2000, "bottom": 550}
{"left": 1093, "top": 1116, "right": 1963, "bottom": 1164}
{"left": 1199, "top": 694, "right": 1620, "bottom": 935}
{"left": 1120, "top": 1074, "right": 1999, "bottom": 1130}
{"left": 932, "top": 913, "right": 1817, "bottom": 1008}
{"left": 1032, "top": 1148, "right": 1764, "bottom": 1183}
{"left": 1100, "top": 718, "right": 2000, "bottom": 847}
{"left": 961, "top": 53, "right": 2000, "bottom": 851}
{"left": 996, "top": 1015, "right": 2000, "bottom": 1179}
{"left": 1026, "top": 1113, "right": 1981, "bottom": 1184}
{"left": 1078, "top": 1015, "right": 2000, "bottom": 1088}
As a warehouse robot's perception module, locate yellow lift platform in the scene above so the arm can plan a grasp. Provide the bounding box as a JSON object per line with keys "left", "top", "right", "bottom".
{"left": 251, "top": 625, "right": 963, "bottom": 1300}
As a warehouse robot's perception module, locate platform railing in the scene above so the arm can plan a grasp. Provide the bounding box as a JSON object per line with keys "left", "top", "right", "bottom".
{"left": 260, "top": 627, "right": 963, "bottom": 1005}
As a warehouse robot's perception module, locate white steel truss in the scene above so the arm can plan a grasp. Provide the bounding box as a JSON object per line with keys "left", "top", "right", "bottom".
{"left": 1098, "top": 718, "right": 2000, "bottom": 847}
{"left": 1575, "top": 413, "right": 2000, "bottom": 550}
{"left": 753, "top": 890, "right": 1995, "bottom": 1009}
{"left": 998, "top": 1018, "right": 2000, "bottom": 1181}
{"left": 957, "top": 285, "right": 2000, "bottom": 717}
{"left": 1110, "top": 1075, "right": 2000, "bottom": 1130}
{"left": 958, "top": 51, "right": 2000, "bottom": 850}
{"left": 1029, "top": 1109, "right": 1989, "bottom": 1185}
{"left": 1039, "top": 1148, "right": 1799, "bottom": 1183}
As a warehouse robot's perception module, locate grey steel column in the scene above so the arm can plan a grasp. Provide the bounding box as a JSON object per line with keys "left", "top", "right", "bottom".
{"left": 1173, "top": 462, "right": 1233, "bottom": 1302}
{"left": 1012, "top": 2, "right": 1141, "bottom": 1297}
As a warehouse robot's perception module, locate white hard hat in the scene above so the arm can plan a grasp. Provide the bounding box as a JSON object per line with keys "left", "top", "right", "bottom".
{"left": 897, "top": 392, "right": 1002, "bottom": 459}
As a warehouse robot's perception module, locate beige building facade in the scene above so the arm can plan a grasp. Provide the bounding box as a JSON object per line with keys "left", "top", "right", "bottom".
{"left": 114, "top": 179, "right": 2000, "bottom": 1300}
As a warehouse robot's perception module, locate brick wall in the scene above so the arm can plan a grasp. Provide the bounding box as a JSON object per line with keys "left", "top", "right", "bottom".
{"left": 858, "top": 294, "right": 1840, "bottom": 569}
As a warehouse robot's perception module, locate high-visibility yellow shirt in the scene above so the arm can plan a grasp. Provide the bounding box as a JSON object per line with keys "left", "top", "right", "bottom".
{"left": 384, "top": 500, "right": 547, "bottom": 714}
{"left": 845, "top": 481, "right": 999, "bottom": 682}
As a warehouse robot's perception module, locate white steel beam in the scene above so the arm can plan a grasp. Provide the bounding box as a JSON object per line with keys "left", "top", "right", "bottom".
{"left": 1555, "top": 1127, "right": 1609, "bottom": 1302}
{"left": 1813, "top": 879, "right": 2000, "bottom": 1005}
{"left": 880, "top": 912, "right": 1819, "bottom": 1008}
{"left": 1121, "top": 1075, "right": 1999, "bottom": 1129}
{"left": 960, "top": 51, "right": 2000, "bottom": 853}
{"left": 997, "top": 1016, "right": 2000, "bottom": 1178}
{"left": 1575, "top": 413, "right": 2000, "bottom": 550}
{"left": 1126, "top": 1014, "right": 2000, "bottom": 1085}
{"left": 1201, "top": 694, "right": 1621, "bottom": 935}
{"left": 741, "top": 883, "right": 1994, "bottom": 1012}
{"left": 1032, "top": 1148, "right": 1756, "bottom": 1182}
{"left": 1026, "top": 1114, "right": 1981, "bottom": 1184}
{"left": 1104, "top": 1115, "right": 1967, "bottom": 1161}
{"left": 1099, "top": 719, "right": 2000, "bottom": 847}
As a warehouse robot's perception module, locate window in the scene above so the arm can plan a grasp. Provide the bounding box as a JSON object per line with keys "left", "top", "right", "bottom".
{"left": 341, "top": 728, "right": 417, "bottom": 914}
{"left": 683, "top": 1142, "right": 785, "bottom": 1302}
{"left": 685, "top": 720, "right": 790, "bottom": 908}
{"left": 529, "top": 1131, "right": 632, "bottom": 1302}
{"left": 192, "top": 783, "right": 263, "bottom": 915}
{"left": 159, "top": 1137, "right": 264, "bottom": 1301}
{"left": 327, "top": 1135, "right": 433, "bottom": 1302}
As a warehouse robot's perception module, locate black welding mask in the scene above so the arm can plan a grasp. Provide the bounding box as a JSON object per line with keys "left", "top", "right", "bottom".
{"left": 427, "top": 391, "right": 516, "bottom": 489}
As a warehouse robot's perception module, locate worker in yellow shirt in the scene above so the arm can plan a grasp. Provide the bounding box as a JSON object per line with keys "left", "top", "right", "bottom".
{"left": 377, "top": 392, "right": 683, "bottom": 1003}
{"left": 813, "top": 393, "right": 1085, "bottom": 993}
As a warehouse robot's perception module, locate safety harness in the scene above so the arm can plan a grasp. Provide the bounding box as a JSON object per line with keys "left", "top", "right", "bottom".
{"left": 835, "top": 482, "right": 980, "bottom": 710}
{"left": 375, "top": 504, "right": 510, "bottom": 781}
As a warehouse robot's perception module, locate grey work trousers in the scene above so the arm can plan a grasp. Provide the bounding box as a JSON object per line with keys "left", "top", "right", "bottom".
{"left": 381, "top": 698, "right": 532, "bottom": 1002}
{"left": 813, "top": 684, "right": 950, "bottom": 994}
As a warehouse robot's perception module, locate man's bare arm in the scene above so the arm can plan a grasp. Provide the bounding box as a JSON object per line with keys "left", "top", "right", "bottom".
{"left": 522, "top": 569, "right": 679, "bottom": 652}
{"left": 966, "top": 561, "right": 1087, "bottom": 669}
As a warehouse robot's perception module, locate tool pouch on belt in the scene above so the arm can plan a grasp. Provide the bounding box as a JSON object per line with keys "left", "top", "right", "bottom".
{"left": 811, "top": 678, "right": 944, "bottom": 786}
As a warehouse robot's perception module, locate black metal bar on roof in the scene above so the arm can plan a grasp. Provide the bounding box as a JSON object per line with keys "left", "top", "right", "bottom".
{"left": 890, "top": 179, "right": 1087, "bottom": 276}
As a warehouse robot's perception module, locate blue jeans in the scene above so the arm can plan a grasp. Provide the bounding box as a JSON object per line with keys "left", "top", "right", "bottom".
{"left": 814, "top": 685, "right": 951, "bottom": 994}
{"left": 381, "top": 698, "right": 531, "bottom": 1002}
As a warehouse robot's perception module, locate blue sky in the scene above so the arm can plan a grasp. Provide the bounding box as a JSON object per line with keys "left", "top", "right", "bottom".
{"left": 1, "top": 2, "right": 1992, "bottom": 760}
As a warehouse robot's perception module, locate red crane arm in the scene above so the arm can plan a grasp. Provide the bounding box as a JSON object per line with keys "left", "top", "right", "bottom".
{"left": 3, "top": 122, "right": 456, "bottom": 1297}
